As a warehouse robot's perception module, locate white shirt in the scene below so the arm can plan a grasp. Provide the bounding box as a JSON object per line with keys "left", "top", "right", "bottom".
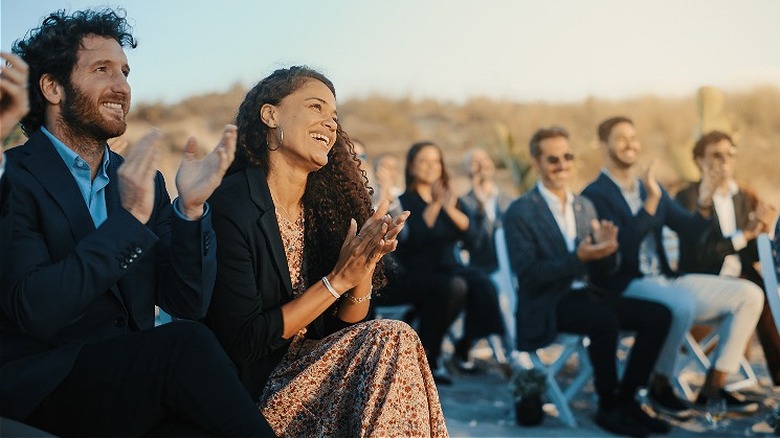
{"left": 537, "top": 182, "right": 587, "bottom": 289}
{"left": 712, "top": 180, "right": 746, "bottom": 277}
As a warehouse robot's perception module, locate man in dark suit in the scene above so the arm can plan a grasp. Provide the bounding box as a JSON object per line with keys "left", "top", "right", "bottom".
{"left": 456, "top": 148, "right": 514, "bottom": 369}
{"left": 675, "top": 130, "right": 780, "bottom": 385}
{"left": 504, "top": 126, "right": 671, "bottom": 437}
{"left": 582, "top": 116, "right": 764, "bottom": 416}
{"left": 0, "top": 9, "right": 271, "bottom": 436}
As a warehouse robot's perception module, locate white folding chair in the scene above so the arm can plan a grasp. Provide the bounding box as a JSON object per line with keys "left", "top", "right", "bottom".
{"left": 757, "top": 233, "right": 780, "bottom": 331}
{"left": 526, "top": 335, "right": 593, "bottom": 428}
{"left": 674, "top": 330, "right": 759, "bottom": 401}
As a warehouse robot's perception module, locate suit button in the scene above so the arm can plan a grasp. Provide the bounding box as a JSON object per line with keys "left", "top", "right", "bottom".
{"left": 114, "top": 317, "right": 126, "bottom": 327}
{"left": 135, "top": 247, "right": 142, "bottom": 254}
{"left": 120, "top": 262, "right": 128, "bottom": 269}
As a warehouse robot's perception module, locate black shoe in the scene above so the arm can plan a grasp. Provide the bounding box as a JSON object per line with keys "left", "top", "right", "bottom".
{"left": 624, "top": 400, "right": 672, "bottom": 434}
{"left": 648, "top": 385, "right": 696, "bottom": 420}
{"left": 594, "top": 406, "right": 649, "bottom": 438}
{"left": 695, "top": 389, "right": 760, "bottom": 414}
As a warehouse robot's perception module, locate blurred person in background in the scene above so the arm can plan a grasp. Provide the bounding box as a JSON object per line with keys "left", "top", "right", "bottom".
{"left": 458, "top": 147, "right": 515, "bottom": 362}
{"left": 582, "top": 116, "right": 764, "bottom": 417}
{"left": 505, "top": 126, "right": 672, "bottom": 437}
{"left": 675, "top": 130, "right": 780, "bottom": 385}
{"left": 388, "top": 141, "right": 504, "bottom": 383}
{"left": 204, "top": 66, "right": 447, "bottom": 436}
{"left": 373, "top": 152, "right": 404, "bottom": 215}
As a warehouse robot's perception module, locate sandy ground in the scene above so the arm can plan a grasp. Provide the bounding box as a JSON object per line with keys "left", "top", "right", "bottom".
{"left": 438, "top": 340, "right": 780, "bottom": 437}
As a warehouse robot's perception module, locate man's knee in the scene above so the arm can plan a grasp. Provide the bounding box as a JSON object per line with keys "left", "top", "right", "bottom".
{"left": 737, "top": 281, "right": 765, "bottom": 314}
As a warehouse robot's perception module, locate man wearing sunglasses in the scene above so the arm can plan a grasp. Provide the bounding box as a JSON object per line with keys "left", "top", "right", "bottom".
{"left": 675, "top": 131, "right": 780, "bottom": 387}
{"left": 582, "top": 117, "right": 764, "bottom": 418}
{"left": 504, "top": 126, "right": 673, "bottom": 437}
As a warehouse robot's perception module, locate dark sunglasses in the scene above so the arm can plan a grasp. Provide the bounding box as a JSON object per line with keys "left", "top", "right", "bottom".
{"left": 544, "top": 153, "right": 575, "bottom": 165}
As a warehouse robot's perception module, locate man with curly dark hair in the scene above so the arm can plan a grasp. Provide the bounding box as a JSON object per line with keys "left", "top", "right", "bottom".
{"left": 0, "top": 8, "right": 272, "bottom": 436}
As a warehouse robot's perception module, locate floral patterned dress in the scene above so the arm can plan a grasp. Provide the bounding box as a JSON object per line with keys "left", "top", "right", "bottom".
{"left": 259, "top": 209, "right": 448, "bottom": 437}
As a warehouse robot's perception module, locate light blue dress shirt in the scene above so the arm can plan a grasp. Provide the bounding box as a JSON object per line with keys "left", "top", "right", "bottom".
{"left": 43, "top": 127, "right": 109, "bottom": 227}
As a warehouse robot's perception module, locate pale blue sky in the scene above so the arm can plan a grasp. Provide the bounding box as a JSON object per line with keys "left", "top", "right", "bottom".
{"left": 2, "top": 0, "right": 779, "bottom": 104}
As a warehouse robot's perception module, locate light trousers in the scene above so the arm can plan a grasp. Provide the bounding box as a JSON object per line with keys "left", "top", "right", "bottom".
{"left": 623, "top": 274, "right": 763, "bottom": 376}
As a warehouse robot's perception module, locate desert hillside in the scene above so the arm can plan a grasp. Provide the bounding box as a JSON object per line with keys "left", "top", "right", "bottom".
{"left": 4, "top": 85, "right": 779, "bottom": 204}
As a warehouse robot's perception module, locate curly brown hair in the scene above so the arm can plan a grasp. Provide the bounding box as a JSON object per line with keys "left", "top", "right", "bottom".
{"left": 232, "top": 66, "right": 386, "bottom": 291}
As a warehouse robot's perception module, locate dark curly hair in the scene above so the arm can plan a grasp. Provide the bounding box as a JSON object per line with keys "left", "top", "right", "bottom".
{"left": 233, "top": 66, "right": 386, "bottom": 291}
{"left": 403, "top": 141, "right": 450, "bottom": 192}
{"left": 12, "top": 8, "right": 137, "bottom": 136}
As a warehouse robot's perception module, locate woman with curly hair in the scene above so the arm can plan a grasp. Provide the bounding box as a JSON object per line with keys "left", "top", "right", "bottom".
{"left": 204, "top": 66, "right": 448, "bottom": 437}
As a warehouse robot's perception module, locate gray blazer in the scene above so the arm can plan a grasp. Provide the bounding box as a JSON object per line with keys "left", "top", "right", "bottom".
{"left": 503, "top": 186, "right": 617, "bottom": 350}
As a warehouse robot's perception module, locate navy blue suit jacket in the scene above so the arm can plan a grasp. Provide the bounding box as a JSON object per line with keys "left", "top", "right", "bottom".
{"left": 0, "top": 130, "right": 216, "bottom": 420}
{"left": 581, "top": 172, "right": 708, "bottom": 294}
{"left": 503, "top": 186, "right": 618, "bottom": 351}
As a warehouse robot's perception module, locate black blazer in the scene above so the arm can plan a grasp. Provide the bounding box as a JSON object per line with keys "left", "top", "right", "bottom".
{"left": 503, "top": 186, "right": 617, "bottom": 350}
{"left": 0, "top": 130, "right": 216, "bottom": 420}
{"left": 458, "top": 189, "right": 514, "bottom": 273}
{"left": 204, "top": 167, "right": 355, "bottom": 401}
{"left": 581, "top": 172, "right": 709, "bottom": 294}
{"left": 675, "top": 182, "right": 760, "bottom": 278}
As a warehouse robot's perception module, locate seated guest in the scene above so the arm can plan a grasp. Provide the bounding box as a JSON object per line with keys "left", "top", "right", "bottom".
{"left": 458, "top": 147, "right": 515, "bottom": 361}
{"left": 372, "top": 152, "right": 404, "bottom": 215}
{"left": 0, "top": 9, "right": 271, "bottom": 436}
{"left": 504, "top": 126, "right": 672, "bottom": 437}
{"left": 582, "top": 116, "right": 764, "bottom": 416}
{"left": 675, "top": 131, "right": 780, "bottom": 386}
{"left": 204, "top": 66, "right": 447, "bottom": 437}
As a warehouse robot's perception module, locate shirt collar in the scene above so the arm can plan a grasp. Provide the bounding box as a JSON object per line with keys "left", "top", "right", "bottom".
{"left": 602, "top": 167, "right": 639, "bottom": 194}
{"left": 537, "top": 181, "right": 574, "bottom": 209}
{"left": 713, "top": 179, "right": 739, "bottom": 198}
{"left": 42, "top": 126, "right": 111, "bottom": 179}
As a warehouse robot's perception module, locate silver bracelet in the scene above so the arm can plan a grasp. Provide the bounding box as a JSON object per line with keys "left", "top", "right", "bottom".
{"left": 344, "top": 287, "right": 373, "bottom": 304}
{"left": 321, "top": 276, "right": 341, "bottom": 299}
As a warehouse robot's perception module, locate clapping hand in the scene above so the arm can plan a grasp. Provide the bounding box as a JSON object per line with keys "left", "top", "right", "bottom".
{"left": 641, "top": 159, "right": 662, "bottom": 201}
{"left": 175, "top": 125, "right": 237, "bottom": 220}
{"left": 118, "top": 130, "right": 163, "bottom": 224}
{"left": 0, "top": 52, "right": 30, "bottom": 142}
{"left": 576, "top": 219, "right": 619, "bottom": 262}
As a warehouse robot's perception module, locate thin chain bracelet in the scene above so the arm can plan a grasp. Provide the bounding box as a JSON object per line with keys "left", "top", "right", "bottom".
{"left": 344, "top": 287, "right": 373, "bottom": 304}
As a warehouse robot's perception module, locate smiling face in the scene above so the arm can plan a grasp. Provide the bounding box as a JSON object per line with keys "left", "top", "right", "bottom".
{"left": 410, "top": 145, "right": 443, "bottom": 186}
{"left": 697, "top": 138, "right": 736, "bottom": 182}
{"left": 468, "top": 149, "right": 496, "bottom": 182}
{"left": 534, "top": 135, "right": 574, "bottom": 192}
{"left": 603, "top": 121, "right": 641, "bottom": 169}
{"left": 267, "top": 79, "right": 338, "bottom": 172}
{"left": 59, "top": 34, "right": 131, "bottom": 141}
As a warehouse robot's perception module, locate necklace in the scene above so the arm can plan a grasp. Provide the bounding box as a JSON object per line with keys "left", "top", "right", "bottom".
{"left": 270, "top": 191, "right": 301, "bottom": 223}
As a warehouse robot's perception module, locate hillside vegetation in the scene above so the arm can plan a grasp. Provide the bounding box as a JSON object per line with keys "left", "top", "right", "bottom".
{"left": 5, "top": 85, "right": 779, "bottom": 203}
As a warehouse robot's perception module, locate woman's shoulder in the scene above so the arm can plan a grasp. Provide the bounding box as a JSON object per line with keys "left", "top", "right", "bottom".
{"left": 209, "top": 170, "right": 253, "bottom": 213}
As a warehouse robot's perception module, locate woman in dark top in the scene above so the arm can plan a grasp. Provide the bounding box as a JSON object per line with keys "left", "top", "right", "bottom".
{"left": 388, "top": 141, "right": 505, "bottom": 383}
{"left": 205, "top": 67, "right": 447, "bottom": 436}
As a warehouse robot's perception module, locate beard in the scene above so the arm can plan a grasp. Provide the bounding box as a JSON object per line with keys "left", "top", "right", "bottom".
{"left": 607, "top": 146, "right": 635, "bottom": 169}
{"left": 61, "top": 82, "right": 127, "bottom": 142}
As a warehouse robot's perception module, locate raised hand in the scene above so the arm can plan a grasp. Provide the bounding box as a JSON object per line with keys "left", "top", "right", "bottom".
{"left": 118, "top": 129, "right": 163, "bottom": 224}
{"left": 698, "top": 160, "right": 724, "bottom": 209}
{"left": 641, "top": 159, "right": 662, "bottom": 201}
{"left": 328, "top": 200, "right": 394, "bottom": 292}
{"left": 175, "top": 124, "right": 237, "bottom": 220}
{"left": 577, "top": 219, "right": 619, "bottom": 262}
{"left": 0, "top": 52, "right": 30, "bottom": 142}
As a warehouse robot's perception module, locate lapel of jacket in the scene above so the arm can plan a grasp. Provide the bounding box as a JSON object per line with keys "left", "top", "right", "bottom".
{"left": 246, "top": 167, "right": 294, "bottom": 299}
{"left": 732, "top": 189, "right": 750, "bottom": 229}
{"left": 598, "top": 172, "right": 639, "bottom": 222}
{"left": 573, "top": 197, "right": 592, "bottom": 243}
{"left": 20, "top": 130, "right": 97, "bottom": 243}
{"left": 527, "top": 187, "right": 569, "bottom": 254}
{"left": 21, "top": 131, "right": 126, "bottom": 305}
